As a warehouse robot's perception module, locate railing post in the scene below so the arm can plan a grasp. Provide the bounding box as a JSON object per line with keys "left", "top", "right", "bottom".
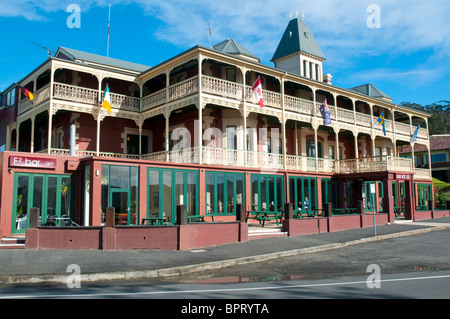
{"left": 105, "top": 207, "right": 115, "bottom": 227}
{"left": 29, "top": 208, "right": 40, "bottom": 228}
{"left": 177, "top": 205, "right": 187, "bottom": 225}
{"left": 236, "top": 203, "right": 246, "bottom": 222}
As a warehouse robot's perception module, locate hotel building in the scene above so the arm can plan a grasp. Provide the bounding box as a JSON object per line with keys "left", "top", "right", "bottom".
{"left": 0, "top": 18, "right": 441, "bottom": 247}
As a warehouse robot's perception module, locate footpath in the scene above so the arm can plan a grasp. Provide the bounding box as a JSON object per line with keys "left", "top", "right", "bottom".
{"left": 0, "top": 217, "right": 449, "bottom": 285}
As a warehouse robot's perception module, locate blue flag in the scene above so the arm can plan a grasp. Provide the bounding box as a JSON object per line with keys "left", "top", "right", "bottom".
{"left": 320, "top": 99, "right": 331, "bottom": 125}
{"left": 411, "top": 124, "right": 420, "bottom": 143}
{"left": 377, "top": 112, "right": 386, "bottom": 136}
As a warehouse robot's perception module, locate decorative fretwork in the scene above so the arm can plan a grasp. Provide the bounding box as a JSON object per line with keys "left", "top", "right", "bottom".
{"left": 53, "top": 83, "right": 98, "bottom": 105}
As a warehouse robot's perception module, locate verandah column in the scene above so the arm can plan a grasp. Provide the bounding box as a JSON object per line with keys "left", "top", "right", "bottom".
{"left": 281, "top": 77, "right": 286, "bottom": 170}
{"left": 197, "top": 53, "right": 203, "bottom": 164}
{"left": 30, "top": 115, "right": 35, "bottom": 153}
{"left": 242, "top": 66, "right": 247, "bottom": 166}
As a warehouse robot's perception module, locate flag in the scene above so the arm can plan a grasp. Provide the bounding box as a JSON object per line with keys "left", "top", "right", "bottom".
{"left": 19, "top": 86, "right": 34, "bottom": 101}
{"left": 101, "top": 84, "right": 112, "bottom": 113}
{"left": 411, "top": 124, "right": 420, "bottom": 144}
{"left": 320, "top": 99, "right": 331, "bottom": 125}
{"left": 377, "top": 112, "right": 386, "bottom": 136}
{"left": 252, "top": 76, "right": 264, "bottom": 108}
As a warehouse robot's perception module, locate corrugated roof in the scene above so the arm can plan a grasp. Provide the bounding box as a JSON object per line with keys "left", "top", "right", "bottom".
{"left": 271, "top": 18, "right": 325, "bottom": 61}
{"left": 213, "top": 38, "right": 259, "bottom": 60}
{"left": 56, "top": 47, "right": 150, "bottom": 73}
{"left": 349, "top": 83, "right": 392, "bottom": 100}
{"left": 400, "top": 135, "right": 450, "bottom": 153}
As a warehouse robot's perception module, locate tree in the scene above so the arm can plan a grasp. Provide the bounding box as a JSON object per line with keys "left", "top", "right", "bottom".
{"left": 400, "top": 100, "right": 450, "bottom": 135}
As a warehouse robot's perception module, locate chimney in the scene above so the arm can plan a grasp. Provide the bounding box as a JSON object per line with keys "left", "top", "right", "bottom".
{"left": 323, "top": 73, "right": 332, "bottom": 85}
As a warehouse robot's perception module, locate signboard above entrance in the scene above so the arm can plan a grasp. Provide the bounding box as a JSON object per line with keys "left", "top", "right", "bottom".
{"left": 9, "top": 155, "right": 57, "bottom": 169}
{"left": 395, "top": 173, "right": 411, "bottom": 180}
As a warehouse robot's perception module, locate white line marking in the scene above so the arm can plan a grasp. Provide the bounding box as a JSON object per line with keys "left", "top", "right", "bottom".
{"left": 1, "top": 273, "right": 450, "bottom": 299}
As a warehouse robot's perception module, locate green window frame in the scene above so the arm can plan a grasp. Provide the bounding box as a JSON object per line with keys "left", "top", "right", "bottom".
{"left": 101, "top": 164, "right": 139, "bottom": 225}
{"left": 417, "top": 183, "right": 432, "bottom": 210}
{"left": 251, "top": 174, "right": 284, "bottom": 212}
{"left": 364, "top": 181, "right": 383, "bottom": 213}
{"left": 147, "top": 167, "right": 199, "bottom": 223}
{"left": 289, "top": 176, "right": 317, "bottom": 213}
{"left": 11, "top": 173, "right": 74, "bottom": 234}
{"left": 321, "top": 178, "right": 335, "bottom": 209}
{"left": 205, "top": 171, "right": 245, "bottom": 215}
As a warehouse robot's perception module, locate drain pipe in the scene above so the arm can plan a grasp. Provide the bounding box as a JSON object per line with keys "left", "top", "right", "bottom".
{"left": 69, "top": 116, "right": 78, "bottom": 156}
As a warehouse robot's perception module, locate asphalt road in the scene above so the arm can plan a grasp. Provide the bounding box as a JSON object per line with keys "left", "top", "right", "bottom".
{"left": 0, "top": 228, "right": 448, "bottom": 303}
{"left": 167, "top": 227, "right": 450, "bottom": 284}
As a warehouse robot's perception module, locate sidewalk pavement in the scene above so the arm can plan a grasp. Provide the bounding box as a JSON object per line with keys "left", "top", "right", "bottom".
{"left": 0, "top": 218, "right": 449, "bottom": 285}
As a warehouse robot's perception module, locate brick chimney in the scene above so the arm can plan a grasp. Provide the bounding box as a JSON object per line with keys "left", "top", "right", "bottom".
{"left": 323, "top": 73, "right": 332, "bottom": 85}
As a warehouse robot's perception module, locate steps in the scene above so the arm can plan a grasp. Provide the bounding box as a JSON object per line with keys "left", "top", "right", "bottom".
{"left": 0, "top": 236, "right": 25, "bottom": 249}
{"left": 248, "top": 225, "right": 287, "bottom": 240}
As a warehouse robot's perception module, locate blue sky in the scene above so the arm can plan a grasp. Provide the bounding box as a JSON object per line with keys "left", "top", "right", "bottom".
{"left": 0, "top": 0, "right": 449, "bottom": 106}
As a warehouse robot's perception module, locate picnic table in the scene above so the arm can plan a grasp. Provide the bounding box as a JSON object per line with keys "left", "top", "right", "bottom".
{"left": 141, "top": 217, "right": 167, "bottom": 225}
{"left": 293, "top": 209, "right": 323, "bottom": 218}
{"left": 332, "top": 208, "right": 358, "bottom": 215}
{"left": 394, "top": 206, "right": 405, "bottom": 217}
{"left": 187, "top": 214, "right": 215, "bottom": 222}
{"left": 246, "top": 210, "right": 284, "bottom": 227}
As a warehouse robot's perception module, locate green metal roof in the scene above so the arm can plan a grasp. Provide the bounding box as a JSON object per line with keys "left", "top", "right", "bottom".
{"left": 213, "top": 38, "right": 259, "bottom": 60}
{"left": 348, "top": 83, "right": 392, "bottom": 100}
{"left": 271, "top": 18, "right": 325, "bottom": 61}
{"left": 56, "top": 47, "right": 150, "bottom": 73}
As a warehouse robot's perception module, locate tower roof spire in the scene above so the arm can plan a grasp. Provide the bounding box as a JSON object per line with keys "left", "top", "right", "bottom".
{"left": 271, "top": 17, "right": 325, "bottom": 62}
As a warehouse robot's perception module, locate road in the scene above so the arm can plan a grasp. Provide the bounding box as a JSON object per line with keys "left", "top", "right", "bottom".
{"left": 0, "top": 228, "right": 448, "bottom": 305}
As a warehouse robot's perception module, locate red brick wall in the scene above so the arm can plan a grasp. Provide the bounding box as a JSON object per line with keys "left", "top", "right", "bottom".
{"left": 24, "top": 222, "right": 248, "bottom": 251}
{"left": 283, "top": 213, "right": 389, "bottom": 237}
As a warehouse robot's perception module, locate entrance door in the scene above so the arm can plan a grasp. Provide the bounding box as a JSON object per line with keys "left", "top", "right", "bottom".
{"left": 111, "top": 190, "right": 132, "bottom": 225}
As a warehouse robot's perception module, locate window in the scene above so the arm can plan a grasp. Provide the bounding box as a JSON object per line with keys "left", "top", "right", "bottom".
{"left": 268, "top": 136, "right": 281, "bottom": 154}
{"left": 306, "top": 139, "right": 322, "bottom": 158}
{"left": 5, "top": 88, "right": 15, "bottom": 109}
{"left": 321, "top": 178, "right": 335, "bottom": 209}
{"left": 101, "top": 165, "right": 139, "bottom": 225}
{"left": 417, "top": 183, "right": 432, "bottom": 210}
{"left": 226, "top": 68, "right": 236, "bottom": 82}
{"left": 126, "top": 134, "right": 149, "bottom": 155}
{"left": 431, "top": 153, "right": 446, "bottom": 163}
{"left": 251, "top": 174, "right": 284, "bottom": 212}
{"left": 12, "top": 173, "right": 74, "bottom": 234}
{"left": 289, "top": 176, "right": 317, "bottom": 213}
{"left": 148, "top": 168, "right": 199, "bottom": 223}
{"left": 226, "top": 126, "right": 237, "bottom": 149}
{"left": 246, "top": 127, "right": 254, "bottom": 151}
{"left": 206, "top": 171, "right": 244, "bottom": 215}
{"left": 328, "top": 146, "right": 335, "bottom": 159}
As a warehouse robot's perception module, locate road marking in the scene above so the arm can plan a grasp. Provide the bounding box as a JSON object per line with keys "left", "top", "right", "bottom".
{"left": 1, "top": 273, "right": 450, "bottom": 299}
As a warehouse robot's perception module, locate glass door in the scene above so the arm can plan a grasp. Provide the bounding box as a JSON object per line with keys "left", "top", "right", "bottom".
{"left": 111, "top": 190, "right": 131, "bottom": 225}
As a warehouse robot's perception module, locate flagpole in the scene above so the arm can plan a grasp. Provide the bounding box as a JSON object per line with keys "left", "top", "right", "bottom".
{"left": 107, "top": 4, "right": 111, "bottom": 58}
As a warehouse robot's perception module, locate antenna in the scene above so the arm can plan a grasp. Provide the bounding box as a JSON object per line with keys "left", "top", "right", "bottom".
{"left": 207, "top": 23, "right": 213, "bottom": 47}
{"left": 107, "top": 4, "right": 111, "bottom": 58}
{"left": 32, "top": 42, "right": 55, "bottom": 58}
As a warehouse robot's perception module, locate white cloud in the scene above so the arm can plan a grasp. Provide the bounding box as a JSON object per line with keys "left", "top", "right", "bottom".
{"left": 1, "top": 0, "right": 448, "bottom": 68}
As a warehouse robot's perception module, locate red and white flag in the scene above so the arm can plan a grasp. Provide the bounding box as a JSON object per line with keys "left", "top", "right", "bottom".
{"left": 252, "top": 76, "right": 264, "bottom": 108}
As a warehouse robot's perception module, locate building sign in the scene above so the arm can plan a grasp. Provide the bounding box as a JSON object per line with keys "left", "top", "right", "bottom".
{"left": 395, "top": 173, "right": 411, "bottom": 180}
{"left": 9, "top": 155, "right": 56, "bottom": 169}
